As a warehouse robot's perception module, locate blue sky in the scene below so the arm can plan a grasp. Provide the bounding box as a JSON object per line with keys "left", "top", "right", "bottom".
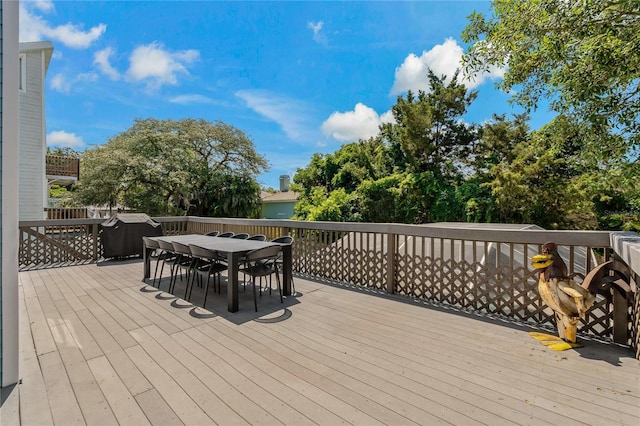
{"left": 21, "top": 0, "right": 553, "bottom": 189}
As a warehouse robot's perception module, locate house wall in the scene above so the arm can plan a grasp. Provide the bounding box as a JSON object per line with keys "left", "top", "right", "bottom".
{"left": 262, "top": 201, "right": 296, "bottom": 219}
{"left": 1, "top": 0, "right": 20, "bottom": 387}
{"left": 18, "top": 47, "right": 47, "bottom": 220}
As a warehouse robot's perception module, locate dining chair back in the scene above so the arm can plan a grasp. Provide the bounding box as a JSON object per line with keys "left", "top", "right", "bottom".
{"left": 271, "top": 236, "right": 293, "bottom": 245}
{"left": 155, "top": 239, "right": 179, "bottom": 291}
{"left": 188, "top": 244, "right": 228, "bottom": 307}
{"left": 247, "top": 234, "right": 267, "bottom": 241}
{"left": 171, "top": 241, "right": 197, "bottom": 295}
{"left": 143, "top": 237, "right": 162, "bottom": 287}
{"left": 205, "top": 230, "right": 220, "bottom": 237}
{"left": 240, "top": 245, "right": 283, "bottom": 311}
{"left": 271, "top": 236, "right": 295, "bottom": 294}
{"left": 217, "top": 232, "right": 234, "bottom": 238}
{"left": 232, "top": 233, "right": 250, "bottom": 239}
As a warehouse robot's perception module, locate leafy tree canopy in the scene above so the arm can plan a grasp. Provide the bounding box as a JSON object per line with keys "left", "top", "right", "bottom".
{"left": 293, "top": 69, "right": 638, "bottom": 230}
{"left": 381, "top": 69, "right": 479, "bottom": 176}
{"left": 294, "top": 69, "right": 482, "bottom": 224}
{"left": 75, "top": 118, "right": 268, "bottom": 217}
{"left": 47, "top": 146, "right": 81, "bottom": 158}
{"left": 462, "top": 0, "right": 640, "bottom": 153}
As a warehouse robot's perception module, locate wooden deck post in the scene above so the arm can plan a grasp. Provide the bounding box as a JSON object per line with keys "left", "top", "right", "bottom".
{"left": 92, "top": 223, "right": 99, "bottom": 261}
{"left": 612, "top": 288, "right": 629, "bottom": 344}
{"left": 386, "top": 232, "right": 396, "bottom": 294}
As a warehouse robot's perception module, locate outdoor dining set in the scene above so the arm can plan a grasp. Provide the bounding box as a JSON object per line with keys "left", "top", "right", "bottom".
{"left": 142, "top": 232, "right": 294, "bottom": 313}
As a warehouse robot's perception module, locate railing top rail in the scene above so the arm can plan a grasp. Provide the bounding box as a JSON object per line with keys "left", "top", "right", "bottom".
{"left": 19, "top": 216, "right": 613, "bottom": 247}
{"left": 46, "top": 155, "right": 79, "bottom": 163}
{"left": 611, "top": 232, "right": 640, "bottom": 277}
{"left": 20, "top": 218, "right": 105, "bottom": 226}
{"left": 183, "top": 216, "right": 612, "bottom": 246}
{"left": 150, "top": 216, "right": 189, "bottom": 223}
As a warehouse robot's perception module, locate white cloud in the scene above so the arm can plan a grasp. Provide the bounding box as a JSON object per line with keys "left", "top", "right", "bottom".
{"left": 236, "top": 89, "right": 317, "bottom": 142}
{"left": 126, "top": 42, "right": 200, "bottom": 91}
{"left": 19, "top": 3, "right": 106, "bottom": 48}
{"left": 321, "top": 103, "right": 394, "bottom": 142}
{"left": 169, "top": 94, "right": 215, "bottom": 104}
{"left": 390, "top": 38, "right": 504, "bottom": 95}
{"left": 380, "top": 109, "right": 395, "bottom": 124}
{"left": 33, "top": 0, "right": 55, "bottom": 13}
{"left": 47, "top": 130, "right": 84, "bottom": 148}
{"left": 50, "top": 73, "right": 70, "bottom": 93}
{"left": 307, "top": 21, "right": 327, "bottom": 45}
{"left": 94, "top": 47, "right": 120, "bottom": 80}
{"left": 50, "top": 72, "right": 98, "bottom": 94}
{"left": 77, "top": 72, "right": 99, "bottom": 83}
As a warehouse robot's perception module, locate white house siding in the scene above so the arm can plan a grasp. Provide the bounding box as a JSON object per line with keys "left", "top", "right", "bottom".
{"left": 18, "top": 44, "right": 50, "bottom": 221}
{"left": 0, "top": 1, "right": 4, "bottom": 387}
{"left": 2, "top": 0, "right": 21, "bottom": 387}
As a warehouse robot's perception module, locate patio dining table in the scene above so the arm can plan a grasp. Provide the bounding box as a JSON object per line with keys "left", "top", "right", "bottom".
{"left": 142, "top": 234, "right": 292, "bottom": 312}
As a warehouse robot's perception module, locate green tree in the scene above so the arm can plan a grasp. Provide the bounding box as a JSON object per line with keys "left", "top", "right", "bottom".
{"left": 75, "top": 118, "right": 268, "bottom": 216}
{"left": 47, "top": 146, "right": 81, "bottom": 157}
{"left": 293, "top": 138, "right": 393, "bottom": 222}
{"left": 471, "top": 113, "right": 530, "bottom": 176}
{"left": 377, "top": 69, "right": 480, "bottom": 223}
{"left": 356, "top": 175, "right": 403, "bottom": 223}
{"left": 76, "top": 140, "right": 133, "bottom": 213}
{"left": 295, "top": 70, "right": 481, "bottom": 224}
{"left": 488, "top": 116, "right": 597, "bottom": 228}
{"left": 205, "top": 174, "right": 263, "bottom": 218}
{"left": 462, "top": 0, "right": 640, "bottom": 151}
{"left": 455, "top": 113, "right": 531, "bottom": 223}
{"left": 382, "top": 69, "right": 479, "bottom": 175}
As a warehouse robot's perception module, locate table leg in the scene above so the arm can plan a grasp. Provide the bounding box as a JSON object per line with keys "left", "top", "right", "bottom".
{"left": 143, "top": 244, "right": 151, "bottom": 280}
{"left": 227, "top": 252, "right": 239, "bottom": 312}
{"left": 282, "top": 245, "right": 292, "bottom": 296}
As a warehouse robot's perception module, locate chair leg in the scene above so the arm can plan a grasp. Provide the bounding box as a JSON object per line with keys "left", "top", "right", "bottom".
{"left": 158, "top": 256, "right": 177, "bottom": 292}
{"left": 157, "top": 259, "right": 166, "bottom": 289}
{"left": 151, "top": 252, "right": 163, "bottom": 287}
{"left": 185, "top": 268, "right": 195, "bottom": 301}
{"left": 252, "top": 278, "right": 258, "bottom": 312}
{"left": 168, "top": 254, "right": 181, "bottom": 293}
{"left": 202, "top": 266, "right": 213, "bottom": 308}
{"left": 184, "top": 258, "right": 198, "bottom": 301}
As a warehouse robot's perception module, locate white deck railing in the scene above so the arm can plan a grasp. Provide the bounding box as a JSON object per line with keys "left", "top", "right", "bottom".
{"left": 19, "top": 216, "right": 638, "bottom": 356}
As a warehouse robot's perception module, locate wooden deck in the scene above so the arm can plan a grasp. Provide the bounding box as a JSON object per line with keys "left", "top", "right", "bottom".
{"left": 2, "top": 259, "right": 639, "bottom": 425}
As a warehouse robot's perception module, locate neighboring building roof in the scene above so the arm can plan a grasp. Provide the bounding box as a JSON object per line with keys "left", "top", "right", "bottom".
{"left": 261, "top": 191, "right": 300, "bottom": 203}
{"left": 19, "top": 41, "right": 54, "bottom": 71}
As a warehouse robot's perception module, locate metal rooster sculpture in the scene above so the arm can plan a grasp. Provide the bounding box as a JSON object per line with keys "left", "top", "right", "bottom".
{"left": 530, "top": 242, "right": 596, "bottom": 351}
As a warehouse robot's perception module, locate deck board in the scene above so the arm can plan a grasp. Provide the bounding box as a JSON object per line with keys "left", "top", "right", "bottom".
{"left": 86, "top": 355, "right": 151, "bottom": 426}
{"left": 289, "top": 292, "right": 619, "bottom": 424}
{"left": 143, "top": 324, "right": 284, "bottom": 425}
{"left": 13, "top": 259, "right": 640, "bottom": 425}
{"left": 17, "top": 287, "right": 54, "bottom": 426}
{"left": 134, "top": 389, "right": 184, "bottom": 426}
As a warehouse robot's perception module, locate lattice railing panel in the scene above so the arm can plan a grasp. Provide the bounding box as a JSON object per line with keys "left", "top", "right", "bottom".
{"left": 386, "top": 238, "right": 622, "bottom": 341}
{"left": 20, "top": 224, "right": 100, "bottom": 270}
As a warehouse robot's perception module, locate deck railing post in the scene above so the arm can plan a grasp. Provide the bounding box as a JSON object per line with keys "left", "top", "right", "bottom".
{"left": 92, "top": 223, "right": 99, "bottom": 261}
{"left": 612, "top": 289, "right": 629, "bottom": 344}
{"left": 386, "top": 232, "right": 396, "bottom": 294}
